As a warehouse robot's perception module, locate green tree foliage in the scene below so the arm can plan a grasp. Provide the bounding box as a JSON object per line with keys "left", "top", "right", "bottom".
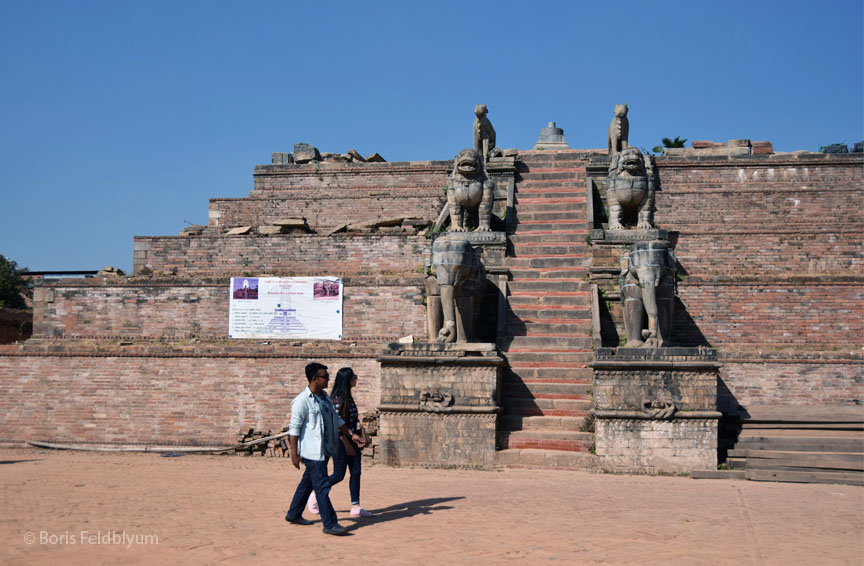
{"left": 0, "top": 255, "right": 32, "bottom": 310}
{"left": 652, "top": 137, "right": 688, "bottom": 153}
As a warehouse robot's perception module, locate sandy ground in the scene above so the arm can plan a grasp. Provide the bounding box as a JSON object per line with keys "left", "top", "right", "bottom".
{"left": 0, "top": 448, "right": 862, "bottom": 565}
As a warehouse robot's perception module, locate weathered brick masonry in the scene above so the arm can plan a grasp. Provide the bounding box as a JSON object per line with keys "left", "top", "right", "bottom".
{"left": 210, "top": 160, "right": 449, "bottom": 232}
{"left": 652, "top": 153, "right": 863, "bottom": 410}
{"left": 0, "top": 348, "right": 381, "bottom": 446}
{"left": 1, "top": 152, "right": 861, "bottom": 448}
{"left": 32, "top": 276, "right": 425, "bottom": 342}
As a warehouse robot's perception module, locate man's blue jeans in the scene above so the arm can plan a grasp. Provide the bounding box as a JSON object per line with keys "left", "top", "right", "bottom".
{"left": 286, "top": 457, "right": 339, "bottom": 529}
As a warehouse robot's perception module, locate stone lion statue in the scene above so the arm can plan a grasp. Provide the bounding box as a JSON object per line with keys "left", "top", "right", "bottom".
{"left": 446, "top": 148, "right": 494, "bottom": 232}
{"left": 606, "top": 146, "right": 656, "bottom": 231}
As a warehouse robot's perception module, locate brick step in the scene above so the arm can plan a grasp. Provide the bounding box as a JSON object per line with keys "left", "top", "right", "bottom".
{"left": 504, "top": 381, "right": 593, "bottom": 397}
{"left": 499, "top": 414, "right": 587, "bottom": 432}
{"left": 499, "top": 434, "right": 594, "bottom": 452}
{"left": 507, "top": 256, "right": 590, "bottom": 268}
{"left": 508, "top": 280, "right": 592, "bottom": 293}
{"left": 505, "top": 351, "right": 592, "bottom": 364}
{"left": 503, "top": 336, "right": 593, "bottom": 350}
{"left": 510, "top": 233, "right": 587, "bottom": 244}
{"left": 516, "top": 166, "right": 585, "bottom": 174}
{"left": 509, "top": 268, "right": 589, "bottom": 279}
{"left": 505, "top": 322, "right": 592, "bottom": 336}
{"left": 517, "top": 192, "right": 587, "bottom": 202}
{"left": 510, "top": 222, "right": 588, "bottom": 233}
{"left": 509, "top": 296, "right": 591, "bottom": 308}
{"left": 516, "top": 218, "right": 586, "bottom": 226}
{"left": 516, "top": 181, "right": 585, "bottom": 187}
{"left": 516, "top": 203, "right": 586, "bottom": 214}
{"left": 516, "top": 211, "right": 587, "bottom": 221}
{"left": 510, "top": 245, "right": 590, "bottom": 257}
{"left": 508, "top": 367, "right": 594, "bottom": 381}
{"left": 508, "top": 307, "right": 591, "bottom": 320}
{"left": 495, "top": 449, "right": 600, "bottom": 470}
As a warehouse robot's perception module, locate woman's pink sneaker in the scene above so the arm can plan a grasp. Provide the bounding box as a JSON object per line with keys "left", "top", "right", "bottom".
{"left": 350, "top": 507, "right": 372, "bottom": 517}
{"left": 307, "top": 493, "right": 319, "bottom": 515}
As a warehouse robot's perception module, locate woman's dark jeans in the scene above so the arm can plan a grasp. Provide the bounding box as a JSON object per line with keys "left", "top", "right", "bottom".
{"left": 328, "top": 438, "right": 362, "bottom": 505}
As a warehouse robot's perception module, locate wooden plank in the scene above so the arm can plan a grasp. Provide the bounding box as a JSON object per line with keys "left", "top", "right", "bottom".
{"left": 736, "top": 440, "right": 864, "bottom": 453}
{"left": 740, "top": 405, "right": 864, "bottom": 423}
{"left": 746, "top": 452, "right": 864, "bottom": 471}
{"left": 740, "top": 428, "right": 863, "bottom": 438}
{"left": 745, "top": 463, "right": 864, "bottom": 474}
{"left": 743, "top": 423, "right": 863, "bottom": 430}
{"left": 746, "top": 469, "right": 864, "bottom": 486}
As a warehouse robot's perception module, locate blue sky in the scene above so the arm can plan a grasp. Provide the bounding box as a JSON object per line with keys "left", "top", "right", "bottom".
{"left": 1, "top": 0, "right": 861, "bottom": 273}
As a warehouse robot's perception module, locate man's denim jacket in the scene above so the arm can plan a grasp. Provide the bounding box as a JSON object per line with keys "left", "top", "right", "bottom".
{"left": 289, "top": 386, "right": 345, "bottom": 461}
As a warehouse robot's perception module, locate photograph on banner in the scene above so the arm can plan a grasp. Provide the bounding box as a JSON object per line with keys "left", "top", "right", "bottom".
{"left": 228, "top": 276, "right": 343, "bottom": 340}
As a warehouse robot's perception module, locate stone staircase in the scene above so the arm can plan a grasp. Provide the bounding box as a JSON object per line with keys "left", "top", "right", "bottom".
{"left": 496, "top": 152, "right": 598, "bottom": 469}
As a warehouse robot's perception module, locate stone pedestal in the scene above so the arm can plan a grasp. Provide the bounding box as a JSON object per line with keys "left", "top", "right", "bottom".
{"left": 377, "top": 342, "right": 504, "bottom": 469}
{"left": 590, "top": 347, "right": 721, "bottom": 473}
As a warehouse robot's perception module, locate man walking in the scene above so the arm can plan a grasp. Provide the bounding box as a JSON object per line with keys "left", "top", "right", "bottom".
{"left": 285, "top": 362, "right": 365, "bottom": 535}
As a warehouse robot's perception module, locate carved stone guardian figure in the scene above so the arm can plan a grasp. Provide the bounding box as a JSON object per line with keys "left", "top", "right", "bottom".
{"left": 606, "top": 146, "right": 656, "bottom": 231}
{"left": 619, "top": 240, "right": 677, "bottom": 347}
{"left": 446, "top": 148, "right": 495, "bottom": 232}
{"left": 607, "top": 103, "right": 629, "bottom": 157}
{"left": 473, "top": 104, "right": 498, "bottom": 161}
{"left": 428, "top": 234, "right": 486, "bottom": 343}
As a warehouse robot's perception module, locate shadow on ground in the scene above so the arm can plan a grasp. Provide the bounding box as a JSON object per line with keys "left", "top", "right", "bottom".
{"left": 342, "top": 496, "right": 465, "bottom": 532}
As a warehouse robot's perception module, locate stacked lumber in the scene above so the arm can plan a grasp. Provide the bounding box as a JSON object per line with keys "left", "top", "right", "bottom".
{"left": 693, "top": 406, "right": 864, "bottom": 485}
{"left": 360, "top": 411, "right": 380, "bottom": 461}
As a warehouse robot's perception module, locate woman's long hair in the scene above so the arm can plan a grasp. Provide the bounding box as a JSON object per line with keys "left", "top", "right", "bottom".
{"left": 330, "top": 367, "right": 355, "bottom": 420}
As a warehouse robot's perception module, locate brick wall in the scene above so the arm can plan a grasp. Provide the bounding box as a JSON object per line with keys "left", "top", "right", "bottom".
{"left": 0, "top": 351, "right": 382, "bottom": 446}
{"left": 594, "top": 153, "right": 864, "bottom": 409}
{"left": 32, "top": 277, "right": 425, "bottom": 341}
{"left": 207, "top": 160, "right": 450, "bottom": 232}
{"left": 134, "top": 233, "right": 428, "bottom": 277}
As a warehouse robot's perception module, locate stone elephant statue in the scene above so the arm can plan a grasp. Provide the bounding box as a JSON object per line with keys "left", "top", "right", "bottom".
{"left": 427, "top": 235, "right": 486, "bottom": 343}
{"left": 620, "top": 240, "right": 677, "bottom": 348}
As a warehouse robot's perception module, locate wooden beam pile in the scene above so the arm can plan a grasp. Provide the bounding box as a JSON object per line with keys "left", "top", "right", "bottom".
{"left": 235, "top": 427, "right": 291, "bottom": 457}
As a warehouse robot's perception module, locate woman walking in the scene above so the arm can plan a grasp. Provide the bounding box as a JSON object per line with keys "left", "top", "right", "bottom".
{"left": 308, "top": 367, "right": 372, "bottom": 517}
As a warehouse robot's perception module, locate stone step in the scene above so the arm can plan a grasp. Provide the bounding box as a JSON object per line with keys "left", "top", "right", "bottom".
{"left": 499, "top": 414, "right": 587, "bottom": 432}
{"left": 517, "top": 193, "right": 587, "bottom": 203}
{"left": 506, "top": 351, "right": 592, "bottom": 364}
{"left": 508, "top": 367, "right": 594, "bottom": 381}
{"left": 508, "top": 280, "right": 592, "bottom": 293}
{"left": 691, "top": 469, "right": 747, "bottom": 480}
{"left": 495, "top": 448, "right": 600, "bottom": 470}
{"left": 503, "top": 380, "right": 593, "bottom": 397}
{"left": 505, "top": 322, "right": 592, "bottom": 336}
{"left": 499, "top": 431, "right": 595, "bottom": 452}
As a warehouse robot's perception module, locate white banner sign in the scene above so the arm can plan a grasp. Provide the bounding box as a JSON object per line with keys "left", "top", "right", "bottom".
{"left": 228, "top": 277, "right": 343, "bottom": 340}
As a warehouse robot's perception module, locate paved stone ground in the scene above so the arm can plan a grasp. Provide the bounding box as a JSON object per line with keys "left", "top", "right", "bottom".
{"left": 0, "top": 448, "right": 861, "bottom": 565}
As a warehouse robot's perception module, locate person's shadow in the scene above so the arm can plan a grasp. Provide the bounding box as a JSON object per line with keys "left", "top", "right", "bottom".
{"left": 339, "top": 496, "right": 465, "bottom": 532}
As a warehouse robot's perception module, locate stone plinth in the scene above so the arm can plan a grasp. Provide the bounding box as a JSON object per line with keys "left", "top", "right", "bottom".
{"left": 377, "top": 342, "right": 504, "bottom": 469}
{"left": 590, "top": 347, "right": 721, "bottom": 473}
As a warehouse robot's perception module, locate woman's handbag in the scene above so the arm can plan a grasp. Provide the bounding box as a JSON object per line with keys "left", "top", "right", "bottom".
{"left": 357, "top": 426, "right": 372, "bottom": 450}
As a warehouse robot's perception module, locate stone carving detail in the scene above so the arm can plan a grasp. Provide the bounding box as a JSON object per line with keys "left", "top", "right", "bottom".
{"left": 419, "top": 390, "right": 454, "bottom": 412}
{"left": 607, "top": 103, "right": 629, "bottom": 157}
{"left": 606, "top": 147, "right": 656, "bottom": 231}
{"left": 620, "top": 240, "right": 677, "bottom": 347}
{"left": 642, "top": 395, "right": 677, "bottom": 420}
{"left": 446, "top": 148, "right": 495, "bottom": 233}
{"left": 428, "top": 234, "right": 486, "bottom": 343}
{"left": 473, "top": 104, "right": 501, "bottom": 160}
